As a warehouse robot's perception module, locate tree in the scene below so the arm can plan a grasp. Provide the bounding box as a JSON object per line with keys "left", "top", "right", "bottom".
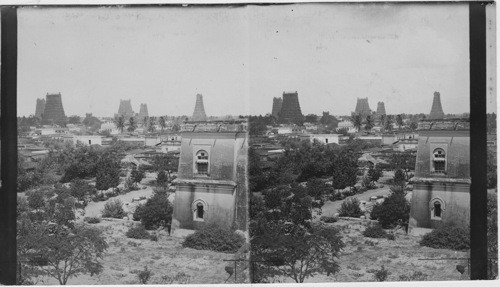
{"left": 95, "top": 151, "right": 121, "bottom": 190}
{"left": 364, "top": 115, "right": 374, "bottom": 131}
{"left": 142, "top": 116, "right": 149, "bottom": 127}
{"left": 127, "top": 117, "right": 137, "bottom": 133}
{"left": 331, "top": 149, "right": 358, "bottom": 192}
{"left": 114, "top": 115, "right": 126, "bottom": 134}
{"left": 68, "top": 115, "right": 81, "bottom": 125}
{"left": 368, "top": 166, "right": 383, "bottom": 184}
{"left": 156, "top": 170, "right": 169, "bottom": 190}
{"left": 133, "top": 189, "right": 173, "bottom": 230}
{"left": 370, "top": 191, "right": 410, "bottom": 228}
{"left": 393, "top": 169, "right": 406, "bottom": 187}
{"left": 379, "top": 114, "right": 386, "bottom": 128}
{"left": 396, "top": 114, "right": 404, "bottom": 130}
{"left": 130, "top": 165, "right": 145, "bottom": 184}
{"left": 409, "top": 121, "right": 418, "bottom": 131}
{"left": 158, "top": 116, "right": 167, "bottom": 133}
{"left": 350, "top": 114, "right": 363, "bottom": 132}
{"left": 390, "top": 151, "right": 416, "bottom": 181}
{"left": 304, "top": 114, "right": 318, "bottom": 123}
{"left": 70, "top": 178, "right": 96, "bottom": 204}
{"left": 384, "top": 115, "right": 394, "bottom": 131}
{"left": 172, "top": 123, "right": 181, "bottom": 132}
{"left": 147, "top": 117, "right": 156, "bottom": 133}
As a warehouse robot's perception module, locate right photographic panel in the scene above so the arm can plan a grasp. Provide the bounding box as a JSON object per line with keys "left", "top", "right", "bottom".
{"left": 248, "top": 2, "right": 496, "bottom": 283}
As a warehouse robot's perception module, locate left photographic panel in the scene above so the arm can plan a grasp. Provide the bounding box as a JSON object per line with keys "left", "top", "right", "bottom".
{"left": 14, "top": 6, "right": 249, "bottom": 285}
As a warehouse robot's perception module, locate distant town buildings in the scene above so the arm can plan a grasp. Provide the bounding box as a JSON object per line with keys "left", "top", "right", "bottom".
{"left": 409, "top": 118, "right": 470, "bottom": 235}
{"left": 191, "top": 94, "right": 208, "bottom": 122}
{"left": 171, "top": 121, "right": 248, "bottom": 237}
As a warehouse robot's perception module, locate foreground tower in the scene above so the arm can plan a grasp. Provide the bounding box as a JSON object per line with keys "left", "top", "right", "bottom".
{"left": 271, "top": 97, "right": 283, "bottom": 119}
{"left": 35, "top": 98, "right": 46, "bottom": 119}
{"left": 138, "top": 103, "right": 149, "bottom": 119}
{"left": 354, "top": 98, "right": 372, "bottom": 117}
{"left": 42, "top": 93, "right": 66, "bottom": 125}
{"left": 117, "top": 99, "right": 135, "bottom": 119}
{"left": 172, "top": 121, "right": 248, "bottom": 237}
{"left": 191, "top": 94, "right": 207, "bottom": 121}
{"left": 428, "top": 92, "right": 445, "bottom": 120}
{"left": 409, "top": 118, "right": 470, "bottom": 235}
{"left": 279, "top": 91, "right": 303, "bottom": 123}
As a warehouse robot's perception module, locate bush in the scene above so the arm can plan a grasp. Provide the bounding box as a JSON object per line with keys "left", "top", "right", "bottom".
{"left": 387, "top": 233, "right": 396, "bottom": 240}
{"left": 320, "top": 216, "right": 338, "bottom": 223}
{"left": 182, "top": 224, "right": 245, "bottom": 253}
{"left": 84, "top": 217, "right": 101, "bottom": 224}
{"left": 126, "top": 225, "right": 151, "bottom": 239}
{"left": 363, "top": 224, "right": 387, "bottom": 238}
{"left": 370, "top": 192, "right": 410, "bottom": 228}
{"left": 393, "top": 169, "right": 406, "bottom": 186}
{"left": 125, "top": 176, "right": 140, "bottom": 191}
{"left": 361, "top": 175, "right": 374, "bottom": 189}
{"left": 420, "top": 224, "right": 470, "bottom": 251}
{"left": 130, "top": 166, "right": 146, "bottom": 184}
{"left": 373, "top": 265, "right": 390, "bottom": 281}
{"left": 338, "top": 198, "right": 363, "bottom": 218}
{"left": 101, "top": 199, "right": 126, "bottom": 219}
{"left": 399, "top": 271, "right": 428, "bottom": 281}
{"left": 133, "top": 190, "right": 173, "bottom": 230}
{"left": 137, "top": 266, "right": 152, "bottom": 284}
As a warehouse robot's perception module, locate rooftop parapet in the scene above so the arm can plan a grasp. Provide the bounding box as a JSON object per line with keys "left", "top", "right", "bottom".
{"left": 417, "top": 118, "right": 470, "bottom": 131}
{"left": 180, "top": 120, "right": 248, "bottom": 133}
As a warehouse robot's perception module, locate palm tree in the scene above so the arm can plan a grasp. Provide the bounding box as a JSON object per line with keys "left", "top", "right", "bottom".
{"left": 114, "top": 115, "right": 125, "bottom": 134}
{"left": 384, "top": 115, "right": 394, "bottom": 131}
{"left": 379, "top": 114, "right": 386, "bottom": 128}
{"left": 350, "top": 114, "right": 363, "bottom": 133}
{"left": 148, "top": 117, "right": 156, "bottom": 133}
{"left": 365, "top": 115, "right": 374, "bottom": 131}
{"left": 159, "top": 116, "right": 166, "bottom": 133}
{"left": 142, "top": 116, "right": 149, "bottom": 128}
{"left": 127, "top": 117, "right": 137, "bottom": 133}
{"left": 396, "top": 114, "right": 404, "bottom": 130}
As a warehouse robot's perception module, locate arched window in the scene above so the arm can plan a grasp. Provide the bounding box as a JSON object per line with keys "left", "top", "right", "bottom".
{"left": 195, "top": 150, "right": 209, "bottom": 175}
{"left": 432, "top": 148, "right": 446, "bottom": 174}
{"left": 192, "top": 199, "right": 208, "bottom": 222}
{"left": 429, "top": 198, "right": 445, "bottom": 220}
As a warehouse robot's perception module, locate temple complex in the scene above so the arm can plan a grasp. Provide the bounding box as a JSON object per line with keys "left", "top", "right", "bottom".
{"left": 409, "top": 118, "right": 470, "bottom": 235}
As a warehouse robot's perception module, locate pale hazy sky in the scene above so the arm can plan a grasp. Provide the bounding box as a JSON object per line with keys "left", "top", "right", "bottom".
{"left": 16, "top": 3, "right": 489, "bottom": 117}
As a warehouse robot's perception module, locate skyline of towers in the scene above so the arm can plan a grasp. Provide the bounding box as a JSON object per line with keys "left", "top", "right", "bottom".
{"left": 192, "top": 94, "right": 208, "bottom": 121}
{"left": 376, "top": 102, "right": 386, "bottom": 116}
{"left": 35, "top": 98, "right": 46, "bottom": 119}
{"left": 116, "top": 99, "right": 135, "bottom": 119}
{"left": 138, "top": 103, "right": 149, "bottom": 119}
{"left": 271, "top": 97, "right": 283, "bottom": 118}
{"left": 276, "top": 91, "right": 303, "bottom": 123}
{"left": 428, "top": 91, "right": 445, "bottom": 120}
{"left": 42, "top": 93, "right": 66, "bottom": 125}
{"left": 354, "top": 97, "right": 372, "bottom": 117}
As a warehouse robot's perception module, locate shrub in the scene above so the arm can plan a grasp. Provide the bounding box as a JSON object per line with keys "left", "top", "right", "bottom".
{"left": 373, "top": 265, "right": 390, "bottom": 281}
{"left": 363, "top": 224, "right": 387, "bottom": 238}
{"left": 125, "top": 176, "right": 139, "bottom": 191}
{"left": 361, "top": 175, "right": 374, "bottom": 189}
{"left": 150, "top": 234, "right": 158, "bottom": 242}
{"left": 338, "top": 197, "right": 363, "bottom": 218}
{"left": 393, "top": 169, "right": 406, "bottom": 186}
{"left": 320, "top": 216, "right": 338, "bottom": 223}
{"left": 370, "top": 192, "right": 410, "bottom": 228}
{"left": 182, "top": 224, "right": 245, "bottom": 253}
{"left": 387, "top": 233, "right": 396, "bottom": 240}
{"left": 84, "top": 217, "right": 101, "bottom": 224}
{"left": 368, "top": 166, "right": 383, "bottom": 183}
{"left": 137, "top": 266, "right": 152, "bottom": 284}
{"left": 133, "top": 190, "right": 173, "bottom": 230}
{"left": 420, "top": 224, "right": 470, "bottom": 251}
{"left": 126, "top": 225, "right": 151, "bottom": 240}
{"left": 101, "top": 199, "right": 126, "bottom": 219}
{"left": 130, "top": 166, "right": 145, "bottom": 184}
{"left": 399, "top": 271, "right": 428, "bottom": 281}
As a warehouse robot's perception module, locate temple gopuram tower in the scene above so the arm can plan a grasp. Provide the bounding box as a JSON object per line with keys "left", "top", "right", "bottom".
{"left": 354, "top": 98, "right": 372, "bottom": 117}
{"left": 376, "top": 102, "right": 386, "bottom": 116}
{"left": 35, "top": 98, "right": 46, "bottom": 119}
{"left": 279, "top": 91, "right": 303, "bottom": 123}
{"left": 191, "top": 94, "right": 207, "bottom": 122}
{"left": 42, "top": 93, "right": 66, "bottom": 125}
{"left": 271, "top": 97, "right": 283, "bottom": 119}
{"left": 428, "top": 92, "right": 445, "bottom": 120}
{"left": 117, "top": 99, "right": 135, "bottom": 119}
{"left": 138, "top": 103, "right": 149, "bottom": 119}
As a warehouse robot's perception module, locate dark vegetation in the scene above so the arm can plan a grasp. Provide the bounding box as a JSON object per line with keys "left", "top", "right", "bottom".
{"left": 182, "top": 224, "right": 245, "bottom": 253}
{"left": 133, "top": 189, "right": 173, "bottom": 230}
{"left": 101, "top": 199, "right": 126, "bottom": 219}
{"left": 338, "top": 198, "right": 363, "bottom": 218}
{"left": 419, "top": 225, "right": 470, "bottom": 251}
{"left": 370, "top": 186, "right": 410, "bottom": 228}
{"left": 363, "top": 224, "right": 388, "bottom": 239}
{"left": 126, "top": 225, "right": 152, "bottom": 240}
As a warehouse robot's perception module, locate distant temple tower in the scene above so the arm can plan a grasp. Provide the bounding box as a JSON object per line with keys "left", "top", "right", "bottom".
{"left": 376, "top": 102, "right": 386, "bottom": 116}
{"left": 279, "top": 91, "right": 303, "bottom": 123}
{"left": 428, "top": 92, "right": 445, "bottom": 120}
{"left": 138, "top": 103, "right": 149, "bottom": 119}
{"left": 354, "top": 98, "right": 372, "bottom": 117}
{"left": 271, "top": 97, "right": 283, "bottom": 119}
{"left": 42, "top": 93, "right": 66, "bottom": 125}
{"left": 171, "top": 121, "right": 248, "bottom": 237}
{"left": 117, "top": 99, "right": 135, "bottom": 119}
{"left": 35, "top": 98, "right": 46, "bottom": 119}
{"left": 191, "top": 94, "right": 208, "bottom": 122}
{"left": 409, "top": 118, "right": 470, "bottom": 235}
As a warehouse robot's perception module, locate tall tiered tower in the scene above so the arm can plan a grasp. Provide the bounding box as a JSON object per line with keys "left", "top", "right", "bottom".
{"left": 376, "top": 102, "right": 386, "bottom": 116}
{"left": 117, "top": 99, "right": 135, "bottom": 119}
{"left": 279, "top": 91, "right": 303, "bottom": 123}
{"left": 354, "top": 98, "right": 372, "bottom": 117}
{"left": 271, "top": 97, "right": 283, "bottom": 119}
{"left": 35, "top": 98, "right": 46, "bottom": 119}
{"left": 428, "top": 92, "right": 445, "bottom": 120}
{"left": 42, "top": 93, "right": 66, "bottom": 125}
{"left": 191, "top": 94, "right": 207, "bottom": 122}
{"left": 138, "top": 103, "right": 149, "bottom": 119}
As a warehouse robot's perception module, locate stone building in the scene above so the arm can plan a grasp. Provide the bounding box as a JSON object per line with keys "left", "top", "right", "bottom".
{"left": 35, "top": 98, "right": 45, "bottom": 119}
{"left": 279, "top": 91, "right": 303, "bottom": 123}
{"left": 171, "top": 121, "right": 248, "bottom": 237}
{"left": 42, "top": 93, "right": 66, "bottom": 125}
{"left": 409, "top": 118, "right": 470, "bottom": 235}
{"left": 271, "top": 97, "right": 283, "bottom": 119}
